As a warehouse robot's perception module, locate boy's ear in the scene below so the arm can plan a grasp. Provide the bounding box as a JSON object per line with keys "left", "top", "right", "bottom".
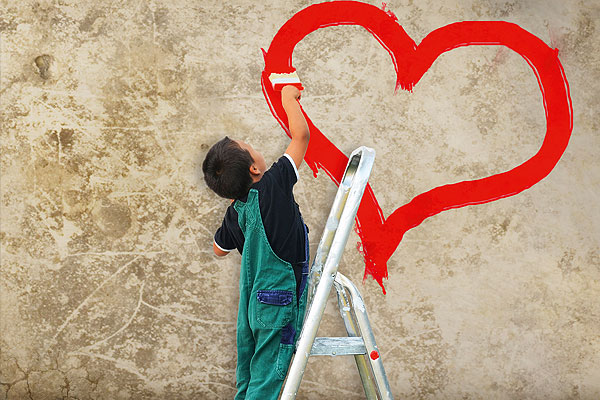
{"left": 249, "top": 164, "right": 261, "bottom": 176}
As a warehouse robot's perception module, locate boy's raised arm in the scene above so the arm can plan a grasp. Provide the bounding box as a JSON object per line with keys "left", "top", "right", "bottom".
{"left": 281, "top": 85, "right": 310, "bottom": 169}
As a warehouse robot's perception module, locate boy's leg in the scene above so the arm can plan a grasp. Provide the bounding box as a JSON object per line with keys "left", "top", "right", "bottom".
{"left": 245, "top": 324, "right": 295, "bottom": 399}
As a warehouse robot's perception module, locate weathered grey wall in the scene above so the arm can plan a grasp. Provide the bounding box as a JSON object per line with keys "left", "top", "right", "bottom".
{"left": 1, "top": 0, "right": 598, "bottom": 399}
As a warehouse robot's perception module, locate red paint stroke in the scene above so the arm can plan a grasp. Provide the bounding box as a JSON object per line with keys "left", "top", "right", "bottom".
{"left": 261, "top": 1, "right": 573, "bottom": 294}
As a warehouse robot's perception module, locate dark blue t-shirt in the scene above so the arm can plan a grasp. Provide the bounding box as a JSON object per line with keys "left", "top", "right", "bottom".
{"left": 214, "top": 154, "right": 308, "bottom": 274}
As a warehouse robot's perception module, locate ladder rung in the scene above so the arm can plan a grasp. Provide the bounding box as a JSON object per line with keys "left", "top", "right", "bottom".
{"left": 310, "top": 337, "right": 366, "bottom": 356}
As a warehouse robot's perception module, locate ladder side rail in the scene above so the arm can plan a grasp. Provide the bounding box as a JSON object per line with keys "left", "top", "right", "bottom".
{"left": 305, "top": 147, "right": 374, "bottom": 316}
{"left": 305, "top": 170, "right": 352, "bottom": 310}
{"left": 334, "top": 280, "right": 379, "bottom": 400}
{"left": 282, "top": 187, "right": 362, "bottom": 398}
{"left": 281, "top": 148, "right": 375, "bottom": 399}
{"left": 335, "top": 273, "right": 394, "bottom": 400}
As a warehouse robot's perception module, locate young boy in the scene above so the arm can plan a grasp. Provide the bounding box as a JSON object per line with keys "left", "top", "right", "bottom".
{"left": 202, "top": 85, "right": 310, "bottom": 399}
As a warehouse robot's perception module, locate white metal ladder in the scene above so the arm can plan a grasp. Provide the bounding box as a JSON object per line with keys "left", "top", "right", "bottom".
{"left": 281, "top": 147, "right": 393, "bottom": 400}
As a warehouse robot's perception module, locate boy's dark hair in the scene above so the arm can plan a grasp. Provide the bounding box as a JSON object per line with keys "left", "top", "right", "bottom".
{"left": 202, "top": 136, "right": 254, "bottom": 199}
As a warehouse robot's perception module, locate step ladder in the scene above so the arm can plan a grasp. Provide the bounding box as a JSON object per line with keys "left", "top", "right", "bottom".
{"left": 281, "top": 147, "right": 393, "bottom": 400}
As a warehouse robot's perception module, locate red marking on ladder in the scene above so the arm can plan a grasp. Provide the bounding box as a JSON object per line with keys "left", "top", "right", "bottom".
{"left": 370, "top": 350, "right": 379, "bottom": 360}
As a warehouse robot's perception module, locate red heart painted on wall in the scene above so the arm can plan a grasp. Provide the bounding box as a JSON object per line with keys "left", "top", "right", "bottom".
{"left": 261, "top": 1, "right": 572, "bottom": 293}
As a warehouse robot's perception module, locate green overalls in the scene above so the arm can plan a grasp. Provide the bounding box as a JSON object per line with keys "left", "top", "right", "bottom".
{"left": 233, "top": 188, "right": 309, "bottom": 400}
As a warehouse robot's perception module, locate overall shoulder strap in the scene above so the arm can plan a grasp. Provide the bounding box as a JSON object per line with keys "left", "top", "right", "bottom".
{"left": 234, "top": 189, "right": 259, "bottom": 232}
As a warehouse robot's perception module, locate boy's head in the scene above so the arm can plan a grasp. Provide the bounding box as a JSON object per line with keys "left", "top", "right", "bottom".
{"left": 202, "top": 136, "right": 266, "bottom": 199}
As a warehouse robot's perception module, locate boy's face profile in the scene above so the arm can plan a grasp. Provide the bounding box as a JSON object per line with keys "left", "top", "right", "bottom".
{"left": 235, "top": 140, "right": 267, "bottom": 182}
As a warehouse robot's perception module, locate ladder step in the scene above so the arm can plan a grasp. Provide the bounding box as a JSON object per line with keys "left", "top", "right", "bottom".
{"left": 310, "top": 337, "right": 366, "bottom": 356}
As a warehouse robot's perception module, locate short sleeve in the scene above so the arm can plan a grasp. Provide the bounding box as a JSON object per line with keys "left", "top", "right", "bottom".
{"left": 213, "top": 206, "right": 242, "bottom": 253}
{"left": 214, "top": 228, "right": 235, "bottom": 252}
{"left": 265, "top": 154, "right": 299, "bottom": 193}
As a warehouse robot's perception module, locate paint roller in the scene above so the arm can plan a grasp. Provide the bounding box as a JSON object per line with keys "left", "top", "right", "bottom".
{"left": 268, "top": 71, "right": 304, "bottom": 92}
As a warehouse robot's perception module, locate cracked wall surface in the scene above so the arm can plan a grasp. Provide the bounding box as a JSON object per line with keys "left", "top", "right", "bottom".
{"left": 1, "top": 0, "right": 599, "bottom": 399}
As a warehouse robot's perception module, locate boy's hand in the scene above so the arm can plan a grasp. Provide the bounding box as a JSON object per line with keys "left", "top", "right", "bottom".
{"left": 281, "top": 85, "right": 301, "bottom": 101}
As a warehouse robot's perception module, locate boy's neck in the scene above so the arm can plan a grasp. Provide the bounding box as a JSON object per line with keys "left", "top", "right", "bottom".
{"left": 251, "top": 173, "right": 264, "bottom": 183}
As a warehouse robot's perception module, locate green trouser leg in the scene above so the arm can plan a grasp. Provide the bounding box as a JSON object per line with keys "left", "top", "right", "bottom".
{"left": 246, "top": 328, "right": 294, "bottom": 398}
{"left": 235, "top": 296, "right": 297, "bottom": 400}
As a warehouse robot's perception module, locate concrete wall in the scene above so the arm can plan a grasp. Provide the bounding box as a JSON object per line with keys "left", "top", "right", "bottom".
{"left": 1, "top": 0, "right": 598, "bottom": 398}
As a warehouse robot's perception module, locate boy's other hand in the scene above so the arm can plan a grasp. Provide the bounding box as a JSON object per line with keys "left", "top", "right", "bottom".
{"left": 213, "top": 242, "right": 230, "bottom": 257}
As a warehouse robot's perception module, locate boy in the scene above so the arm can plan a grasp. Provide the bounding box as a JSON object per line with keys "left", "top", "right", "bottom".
{"left": 202, "top": 85, "right": 310, "bottom": 399}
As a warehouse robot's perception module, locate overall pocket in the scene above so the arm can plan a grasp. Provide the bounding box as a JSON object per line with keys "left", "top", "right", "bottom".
{"left": 275, "top": 343, "right": 295, "bottom": 379}
{"left": 255, "top": 289, "right": 293, "bottom": 329}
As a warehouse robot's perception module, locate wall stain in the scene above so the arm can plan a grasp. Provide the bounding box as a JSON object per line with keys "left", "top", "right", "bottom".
{"left": 91, "top": 198, "right": 132, "bottom": 238}
{"left": 34, "top": 54, "right": 53, "bottom": 80}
